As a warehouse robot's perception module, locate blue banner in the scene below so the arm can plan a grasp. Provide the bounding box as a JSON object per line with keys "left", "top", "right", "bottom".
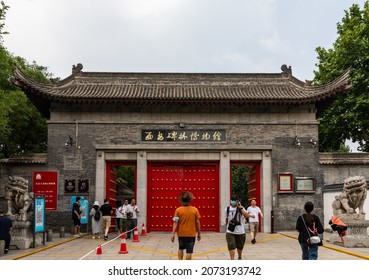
{"left": 34, "top": 196, "right": 45, "bottom": 233}
{"left": 80, "top": 199, "right": 89, "bottom": 225}
{"left": 70, "top": 196, "right": 88, "bottom": 224}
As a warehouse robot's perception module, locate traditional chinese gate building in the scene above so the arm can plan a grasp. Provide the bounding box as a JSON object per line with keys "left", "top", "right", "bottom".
{"left": 11, "top": 64, "right": 351, "bottom": 232}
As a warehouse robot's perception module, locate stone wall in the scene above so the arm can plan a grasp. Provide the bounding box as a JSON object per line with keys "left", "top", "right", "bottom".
{"left": 1, "top": 103, "right": 323, "bottom": 232}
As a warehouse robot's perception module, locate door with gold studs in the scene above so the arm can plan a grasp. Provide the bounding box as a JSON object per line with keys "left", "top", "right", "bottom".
{"left": 147, "top": 162, "right": 219, "bottom": 232}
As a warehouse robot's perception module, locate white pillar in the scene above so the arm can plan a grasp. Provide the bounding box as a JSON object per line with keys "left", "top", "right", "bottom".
{"left": 95, "top": 151, "right": 105, "bottom": 204}
{"left": 261, "top": 151, "right": 272, "bottom": 233}
{"left": 220, "top": 151, "right": 230, "bottom": 232}
{"left": 137, "top": 151, "right": 147, "bottom": 227}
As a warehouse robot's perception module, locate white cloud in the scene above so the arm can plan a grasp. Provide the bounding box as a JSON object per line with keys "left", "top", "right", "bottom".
{"left": 3, "top": 0, "right": 367, "bottom": 79}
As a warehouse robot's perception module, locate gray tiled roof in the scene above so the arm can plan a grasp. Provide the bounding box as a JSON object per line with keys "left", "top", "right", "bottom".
{"left": 11, "top": 65, "right": 351, "bottom": 104}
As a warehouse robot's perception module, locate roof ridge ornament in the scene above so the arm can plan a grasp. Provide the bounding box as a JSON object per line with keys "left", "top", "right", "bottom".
{"left": 281, "top": 64, "right": 292, "bottom": 77}
{"left": 72, "top": 63, "right": 83, "bottom": 75}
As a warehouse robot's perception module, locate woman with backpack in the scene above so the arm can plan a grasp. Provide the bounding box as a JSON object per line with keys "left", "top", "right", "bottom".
{"left": 89, "top": 201, "right": 102, "bottom": 239}
{"left": 295, "top": 201, "right": 324, "bottom": 260}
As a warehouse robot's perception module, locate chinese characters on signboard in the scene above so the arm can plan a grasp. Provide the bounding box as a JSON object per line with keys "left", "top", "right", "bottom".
{"left": 33, "top": 171, "right": 58, "bottom": 211}
{"left": 142, "top": 130, "right": 226, "bottom": 142}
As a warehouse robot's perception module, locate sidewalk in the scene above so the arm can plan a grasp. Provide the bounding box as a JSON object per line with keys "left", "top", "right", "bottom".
{"left": 1, "top": 231, "right": 368, "bottom": 260}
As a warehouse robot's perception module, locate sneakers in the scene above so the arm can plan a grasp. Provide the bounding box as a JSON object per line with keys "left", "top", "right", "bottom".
{"left": 92, "top": 236, "right": 96, "bottom": 239}
{"left": 104, "top": 235, "right": 108, "bottom": 241}
{"left": 4, "top": 249, "right": 9, "bottom": 254}
{"left": 97, "top": 236, "right": 101, "bottom": 239}
{"left": 73, "top": 234, "right": 80, "bottom": 238}
{"left": 251, "top": 238, "right": 256, "bottom": 244}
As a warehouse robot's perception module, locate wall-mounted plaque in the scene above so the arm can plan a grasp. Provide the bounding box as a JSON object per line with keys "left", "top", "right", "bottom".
{"left": 64, "top": 179, "right": 76, "bottom": 193}
{"left": 78, "top": 179, "right": 89, "bottom": 193}
{"left": 142, "top": 130, "right": 226, "bottom": 142}
{"left": 278, "top": 173, "right": 293, "bottom": 193}
{"left": 295, "top": 177, "right": 315, "bottom": 193}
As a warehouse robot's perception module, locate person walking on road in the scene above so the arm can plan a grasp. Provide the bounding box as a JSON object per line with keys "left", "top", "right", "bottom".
{"left": 171, "top": 191, "right": 201, "bottom": 260}
{"left": 89, "top": 201, "right": 101, "bottom": 239}
{"left": 0, "top": 208, "right": 12, "bottom": 254}
{"left": 126, "top": 198, "right": 139, "bottom": 239}
{"left": 226, "top": 195, "right": 254, "bottom": 260}
{"left": 99, "top": 198, "right": 113, "bottom": 241}
{"left": 246, "top": 199, "right": 263, "bottom": 244}
{"left": 115, "top": 200, "right": 123, "bottom": 235}
{"left": 296, "top": 201, "right": 324, "bottom": 260}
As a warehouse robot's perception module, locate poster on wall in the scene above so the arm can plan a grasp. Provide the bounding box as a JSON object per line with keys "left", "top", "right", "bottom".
{"left": 33, "top": 171, "right": 58, "bottom": 210}
{"left": 70, "top": 196, "right": 88, "bottom": 225}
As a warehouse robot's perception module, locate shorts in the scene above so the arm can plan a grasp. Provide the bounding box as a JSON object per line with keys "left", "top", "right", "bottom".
{"left": 226, "top": 233, "right": 246, "bottom": 251}
{"left": 73, "top": 218, "right": 81, "bottom": 227}
{"left": 249, "top": 222, "right": 259, "bottom": 232}
{"left": 102, "top": 216, "right": 111, "bottom": 229}
{"left": 178, "top": 237, "right": 196, "bottom": 254}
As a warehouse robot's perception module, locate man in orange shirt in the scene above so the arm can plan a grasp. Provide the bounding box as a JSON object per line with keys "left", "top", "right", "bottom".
{"left": 171, "top": 191, "right": 201, "bottom": 260}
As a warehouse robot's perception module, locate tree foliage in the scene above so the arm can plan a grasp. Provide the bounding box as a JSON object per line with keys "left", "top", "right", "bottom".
{"left": 0, "top": 1, "right": 51, "bottom": 158}
{"left": 231, "top": 166, "right": 249, "bottom": 205}
{"left": 314, "top": 2, "right": 369, "bottom": 152}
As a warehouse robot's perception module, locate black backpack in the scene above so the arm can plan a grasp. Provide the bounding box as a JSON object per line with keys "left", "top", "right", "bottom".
{"left": 94, "top": 209, "right": 101, "bottom": 221}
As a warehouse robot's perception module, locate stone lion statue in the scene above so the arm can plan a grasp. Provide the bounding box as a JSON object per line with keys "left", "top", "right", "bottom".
{"left": 5, "top": 176, "right": 34, "bottom": 221}
{"left": 332, "top": 175, "right": 368, "bottom": 220}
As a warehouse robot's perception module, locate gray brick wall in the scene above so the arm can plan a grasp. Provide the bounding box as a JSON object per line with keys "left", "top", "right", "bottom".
{"left": 0, "top": 103, "right": 333, "bottom": 232}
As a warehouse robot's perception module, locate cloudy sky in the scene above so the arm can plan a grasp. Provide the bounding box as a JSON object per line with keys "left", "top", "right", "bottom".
{"left": 3, "top": 0, "right": 367, "bottom": 81}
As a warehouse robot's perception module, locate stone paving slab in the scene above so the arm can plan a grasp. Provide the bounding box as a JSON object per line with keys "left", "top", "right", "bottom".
{"left": 0, "top": 231, "right": 368, "bottom": 260}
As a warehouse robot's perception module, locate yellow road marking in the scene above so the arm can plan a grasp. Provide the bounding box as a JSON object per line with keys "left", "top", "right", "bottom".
{"left": 280, "top": 233, "right": 369, "bottom": 260}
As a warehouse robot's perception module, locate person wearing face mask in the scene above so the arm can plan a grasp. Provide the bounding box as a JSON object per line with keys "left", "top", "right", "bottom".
{"left": 225, "top": 195, "right": 254, "bottom": 260}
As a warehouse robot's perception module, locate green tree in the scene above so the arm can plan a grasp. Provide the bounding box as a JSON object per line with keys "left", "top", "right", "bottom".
{"left": 0, "top": 1, "right": 50, "bottom": 158}
{"left": 231, "top": 166, "right": 248, "bottom": 205}
{"left": 314, "top": 2, "right": 369, "bottom": 152}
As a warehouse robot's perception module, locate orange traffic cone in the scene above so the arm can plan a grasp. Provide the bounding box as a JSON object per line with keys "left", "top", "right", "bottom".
{"left": 119, "top": 233, "right": 129, "bottom": 254}
{"left": 96, "top": 245, "right": 102, "bottom": 259}
{"left": 140, "top": 223, "right": 147, "bottom": 236}
{"left": 132, "top": 227, "right": 140, "bottom": 242}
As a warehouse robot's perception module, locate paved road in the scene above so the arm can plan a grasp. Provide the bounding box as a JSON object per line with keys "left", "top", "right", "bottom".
{"left": 1, "top": 231, "right": 368, "bottom": 260}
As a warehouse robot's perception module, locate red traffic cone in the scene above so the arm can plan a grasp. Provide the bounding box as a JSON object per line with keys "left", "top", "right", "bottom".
{"left": 140, "top": 223, "right": 147, "bottom": 236}
{"left": 96, "top": 245, "right": 102, "bottom": 259}
{"left": 119, "top": 233, "right": 129, "bottom": 254}
{"left": 132, "top": 227, "right": 140, "bottom": 242}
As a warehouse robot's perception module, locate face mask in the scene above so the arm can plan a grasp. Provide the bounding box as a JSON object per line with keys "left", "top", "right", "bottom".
{"left": 230, "top": 200, "right": 237, "bottom": 206}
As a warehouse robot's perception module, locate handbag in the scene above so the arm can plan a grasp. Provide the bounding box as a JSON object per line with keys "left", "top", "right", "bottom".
{"left": 301, "top": 214, "right": 321, "bottom": 245}
{"left": 227, "top": 207, "right": 241, "bottom": 232}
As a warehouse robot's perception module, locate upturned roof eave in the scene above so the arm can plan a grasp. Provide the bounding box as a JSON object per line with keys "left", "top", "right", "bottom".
{"left": 11, "top": 65, "right": 351, "bottom": 105}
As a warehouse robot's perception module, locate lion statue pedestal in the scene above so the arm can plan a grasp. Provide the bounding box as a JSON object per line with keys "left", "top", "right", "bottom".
{"left": 330, "top": 176, "right": 369, "bottom": 247}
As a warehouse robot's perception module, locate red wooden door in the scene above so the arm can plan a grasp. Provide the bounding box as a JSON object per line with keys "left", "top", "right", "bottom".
{"left": 247, "top": 164, "right": 261, "bottom": 231}
{"left": 147, "top": 162, "right": 219, "bottom": 232}
{"left": 106, "top": 165, "right": 117, "bottom": 232}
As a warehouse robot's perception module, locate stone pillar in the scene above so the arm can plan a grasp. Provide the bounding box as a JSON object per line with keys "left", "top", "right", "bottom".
{"left": 60, "top": 227, "right": 65, "bottom": 238}
{"left": 95, "top": 151, "right": 105, "bottom": 203}
{"left": 330, "top": 220, "right": 369, "bottom": 247}
{"left": 220, "top": 151, "right": 230, "bottom": 232}
{"left": 137, "top": 151, "right": 147, "bottom": 227}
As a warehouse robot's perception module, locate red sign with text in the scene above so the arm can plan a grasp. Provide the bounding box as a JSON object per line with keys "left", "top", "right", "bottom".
{"left": 33, "top": 171, "right": 58, "bottom": 210}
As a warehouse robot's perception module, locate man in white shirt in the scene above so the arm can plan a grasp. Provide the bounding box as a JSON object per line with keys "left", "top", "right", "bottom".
{"left": 246, "top": 200, "right": 263, "bottom": 244}
{"left": 225, "top": 195, "right": 254, "bottom": 260}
